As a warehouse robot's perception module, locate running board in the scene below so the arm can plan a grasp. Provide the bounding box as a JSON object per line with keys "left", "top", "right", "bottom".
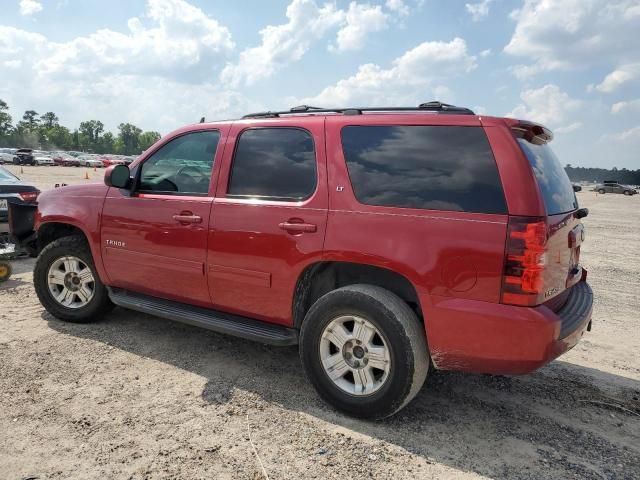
{"left": 108, "top": 288, "right": 298, "bottom": 346}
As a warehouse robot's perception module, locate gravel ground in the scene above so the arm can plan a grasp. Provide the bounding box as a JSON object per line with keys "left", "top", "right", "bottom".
{"left": 1, "top": 166, "right": 639, "bottom": 479}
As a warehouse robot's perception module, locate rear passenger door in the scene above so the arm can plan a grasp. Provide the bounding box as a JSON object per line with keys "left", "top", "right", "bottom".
{"left": 207, "top": 120, "right": 328, "bottom": 326}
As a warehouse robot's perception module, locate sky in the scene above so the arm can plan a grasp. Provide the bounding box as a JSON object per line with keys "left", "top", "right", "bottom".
{"left": 1, "top": 0, "right": 639, "bottom": 169}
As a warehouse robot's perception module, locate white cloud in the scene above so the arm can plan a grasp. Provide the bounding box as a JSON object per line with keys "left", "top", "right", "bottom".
{"left": 555, "top": 122, "right": 582, "bottom": 134}
{"left": 505, "top": 0, "right": 639, "bottom": 78}
{"left": 601, "top": 126, "right": 640, "bottom": 142}
{"left": 220, "top": 0, "right": 344, "bottom": 87}
{"left": 507, "top": 84, "right": 581, "bottom": 128}
{"left": 20, "top": 0, "right": 43, "bottom": 16}
{"left": 0, "top": 0, "right": 244, "bottom": 133}
{"left": 479, "top": 48, "right": 491, "bottom": 57}
{"left": 221, "top": 0, "right": 412, "bottom": 87}
{"left": 594, "top": 63, "right": 640, "bottom": 93}
{"left": 611, "top": 99, "right": 640, "bottom": 114}
{"left": 297, "top": 38, "right": 477, "bottom": 106}
{"left": 33, "top": 0, "right": 234, "bottom": 84}
{"left": 333, "top": 2, "right": 388, "bottom": 53}
{"left": 386, "top": 0, "right": 410, "bottom": 16}
{"left": 465, "top": 0, "right": 493, "bottom": 22}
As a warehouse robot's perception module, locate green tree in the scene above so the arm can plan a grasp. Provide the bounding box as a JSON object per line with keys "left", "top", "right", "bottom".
{"left": 21, "top": 110, "right": 39, "bottom": 130}
{"left": 79, "top": 120, "right": 105, "bottom": 152}
{"left": 118, "top": 123, "right": 142, "bottom": 155}
{"left": 40, "top": 112, "right": 59, "bottom": 129}
{"left": 0, "top": 99, "right": 13, "bottom": 146}
{"left": 46, "top": 125, "right": 72, "bottom": 150}
{"left": 100, "top": 131, "right": 115, "bottom": 153}
{"left": 138, "top": 131, "right": 161, "bottom": 152}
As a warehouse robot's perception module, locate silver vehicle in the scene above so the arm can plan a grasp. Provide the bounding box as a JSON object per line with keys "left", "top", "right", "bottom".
{"left": 592, "top": 181, "right": 638, "bottom": 195}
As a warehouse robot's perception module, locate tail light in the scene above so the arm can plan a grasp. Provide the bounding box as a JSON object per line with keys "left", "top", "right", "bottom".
{"left": 19, "top": 191, "right": 39, "bottom": 202}
{"left": 501, "top": 216, "right": 548, "bottom": 306}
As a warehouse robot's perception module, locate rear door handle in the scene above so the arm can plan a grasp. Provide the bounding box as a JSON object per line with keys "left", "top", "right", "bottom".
{"left": 173, "top": 213, "right": 202, "bottom": 224}
{"left": 279, "top": 220, "right": 317, "bottom": 233}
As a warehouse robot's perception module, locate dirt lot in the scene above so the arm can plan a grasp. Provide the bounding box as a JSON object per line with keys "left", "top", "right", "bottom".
{"left": 1, "top": 165, "right": 639, "bottom": 479}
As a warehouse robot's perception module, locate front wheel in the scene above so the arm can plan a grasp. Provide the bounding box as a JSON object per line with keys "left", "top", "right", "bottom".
{"left": 624, "top": 190, "right": 631, "bottom": 196}
{"left": 299, "top": 284, "right": 429, "bottom": 419}
{"left": 34, "top": 235, "right": 114, "bottom": 322}
{"left": 598, "top": 188, "right": 605, "bottom": 194}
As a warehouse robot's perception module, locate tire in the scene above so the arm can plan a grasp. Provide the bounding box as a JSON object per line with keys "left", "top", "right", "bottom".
{"left": 624, "top": 190, "right": 631, "bottom": 196}
{"left": 598, "top": 189, "right": 605, "bottom": 194}
{"left": 34, "top": 235, "right": 114, "bottom": 322}
{"left": 299, "top": 284, "right": 429, "bottom": 419}
{"left": 0, "top": 261, "right": 11, "bottom": 282}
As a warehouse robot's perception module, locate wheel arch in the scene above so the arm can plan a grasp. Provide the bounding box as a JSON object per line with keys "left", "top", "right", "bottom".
{"left": 292, "top": 261, "right": 422, "bottom": 329}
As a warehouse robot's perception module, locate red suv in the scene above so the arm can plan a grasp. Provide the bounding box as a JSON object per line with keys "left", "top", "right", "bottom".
{"left": 9, "top": 102, "right": 593, "bottom": 418}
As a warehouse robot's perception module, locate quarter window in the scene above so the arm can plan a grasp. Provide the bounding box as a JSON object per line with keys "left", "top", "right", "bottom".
{"left": 228, "top": 128, "right": 317, "bottom": 200}
{"left": 139, "top": 130, "right": 220, "bottom": 195}
{"left": 341, "top": 125, "right": 507, "bottom": 214}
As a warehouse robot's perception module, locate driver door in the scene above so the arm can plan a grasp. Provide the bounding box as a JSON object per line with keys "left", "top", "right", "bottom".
{"left": 100, "top": 129, "right": 224, "bottom": 307}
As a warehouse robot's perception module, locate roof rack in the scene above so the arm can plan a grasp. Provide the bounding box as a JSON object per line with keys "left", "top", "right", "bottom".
{"left": 242, "top": 101, "right": 475, "bottom": 119}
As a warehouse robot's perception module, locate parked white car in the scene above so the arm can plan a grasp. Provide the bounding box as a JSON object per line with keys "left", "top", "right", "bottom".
{"left": 34, "top": 155, "right": 55, "bottom": 166}
{"left": 80, "top": 156, "right": 103, "bottom": 168}
{"left": 0, "top": 148, "right": 16, "bottom": 164}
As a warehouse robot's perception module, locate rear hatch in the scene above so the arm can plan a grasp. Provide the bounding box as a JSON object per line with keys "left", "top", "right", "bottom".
{"left": 502, "top": 124, "right": 585, "bottom": 309}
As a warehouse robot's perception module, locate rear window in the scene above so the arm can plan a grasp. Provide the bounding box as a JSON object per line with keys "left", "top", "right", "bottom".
{"left": 341, "top": 125, "right": 507, "bottom": 214}
{"left": 516, "top": 139, "right": 577, "bottom": 215}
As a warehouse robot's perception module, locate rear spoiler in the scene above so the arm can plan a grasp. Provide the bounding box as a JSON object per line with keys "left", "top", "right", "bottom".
{"left": 510, "top": 120, "right": 554, "bottom": 145}
{"left": 7, "top": 199, "right": 38, "bottom": 255}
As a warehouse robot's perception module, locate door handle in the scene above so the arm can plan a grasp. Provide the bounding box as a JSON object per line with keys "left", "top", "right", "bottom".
{"left": 173, "top": 213, "right": 202, "bottom": 224}
{"left": 279, "top": 220, "right": 317, "bottom": 233}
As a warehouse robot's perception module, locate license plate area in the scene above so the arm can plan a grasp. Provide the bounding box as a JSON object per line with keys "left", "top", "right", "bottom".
{"left": 0, "top": 199, "right": 7, "bottom": 210}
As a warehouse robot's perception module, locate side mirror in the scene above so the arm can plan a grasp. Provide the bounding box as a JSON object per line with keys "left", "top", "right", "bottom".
{"left": 105, "top": 164, "right": 131, "bottom": 189}
{"left": 572, "top": 184, "right": 582, "bottom": 192}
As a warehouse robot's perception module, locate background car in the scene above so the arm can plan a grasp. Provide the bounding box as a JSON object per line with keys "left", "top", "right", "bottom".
{"left": 0, "top": 148, "right": 17, "bottom": 164}
{"left": 51, "top": 153, "right": 81, "bottom": 167}
{"left": 100, "top": 156, "right": 125, "bottom": 167}
{"left": 80, "top": 156, "right": 103, "bottom": 168}
{"left": 33, "top": 155, "right": 54, "bottom": 166}
{"left": 12, "top": 148, "right": 35, "bottom": 166}
{"left": 0, "top": 165, "right": 39, "bottom": 236}
{"left": 592, "top": 181, "right": 638, "bottom": 195}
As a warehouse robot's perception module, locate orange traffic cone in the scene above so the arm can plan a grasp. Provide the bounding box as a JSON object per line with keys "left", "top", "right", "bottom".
{"left": 84, "top": 172, "right": 89, "bottom": 180}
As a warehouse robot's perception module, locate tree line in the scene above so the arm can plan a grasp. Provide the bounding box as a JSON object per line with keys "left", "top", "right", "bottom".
{"left": 565, "top": 164, "right": 640, "bottom": 186}
{"left": 0, "top": 99, "right": 161, "bottom": 156}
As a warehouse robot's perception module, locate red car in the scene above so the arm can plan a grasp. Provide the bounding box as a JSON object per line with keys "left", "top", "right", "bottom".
{"left": 51, "top": 153, "right": 81, "bottom": 167}
{"left": 100, "top": 157, "right": 125, "bottom": 168}
{"left": 10, "top": 102, "right": 593, "bottom": 418}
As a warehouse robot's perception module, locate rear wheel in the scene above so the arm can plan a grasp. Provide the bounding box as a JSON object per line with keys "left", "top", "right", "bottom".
{"left": 299, "top": 284, "right": 429, "bottom": 419}
{"left": 598, "top": 188, "right": 605, "bottom": 194}
{"left": 34, "top": 235, "right": 113, "bottom": 322}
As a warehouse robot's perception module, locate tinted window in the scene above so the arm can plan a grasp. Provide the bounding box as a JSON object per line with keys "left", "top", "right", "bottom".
{"left": 341, "top": 125, "right": 507, "bottom": 213}
{"left": 228, "top": 128, "right": 316, "bottom": 200}
{"left": 516, "top": 139, "right": 577, "bottom": 215}
{"left": 139, "top": 130, "right": 220, "bottom": 195}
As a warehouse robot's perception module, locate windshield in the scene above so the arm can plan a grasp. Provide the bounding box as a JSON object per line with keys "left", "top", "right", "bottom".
{"left": 517, "top": 139, "right": 577, "bottom": 215}
{"left": 0, "top": 168, "right": 18, "bottom": 181}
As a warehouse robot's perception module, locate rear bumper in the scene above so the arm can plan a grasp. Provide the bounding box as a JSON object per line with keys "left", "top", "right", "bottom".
{"left": 423, "top": 280, "right": 593, "bottom": 375}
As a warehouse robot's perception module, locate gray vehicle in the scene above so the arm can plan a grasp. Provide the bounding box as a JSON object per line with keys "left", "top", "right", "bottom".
{"left": 593, "top": 180, "right": 638, "bottom": 195}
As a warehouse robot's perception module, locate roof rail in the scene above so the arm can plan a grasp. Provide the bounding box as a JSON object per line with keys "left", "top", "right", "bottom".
{"left": 242, "top": 101, "right": 475, "bottom": 119}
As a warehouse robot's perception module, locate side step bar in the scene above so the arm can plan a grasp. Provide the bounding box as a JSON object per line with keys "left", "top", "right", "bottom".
{"left": 108, "top": 288, "right": 298, "bottom": 346}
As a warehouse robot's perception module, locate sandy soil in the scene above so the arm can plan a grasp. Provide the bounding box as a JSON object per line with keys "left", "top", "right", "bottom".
{"left": 1, "top": 166, "right": 639, "bottom": 479}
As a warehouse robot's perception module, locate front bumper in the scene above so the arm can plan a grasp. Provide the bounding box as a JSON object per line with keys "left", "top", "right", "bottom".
{"left": 422, "top": 280, "right": 594, "bottom": 375}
